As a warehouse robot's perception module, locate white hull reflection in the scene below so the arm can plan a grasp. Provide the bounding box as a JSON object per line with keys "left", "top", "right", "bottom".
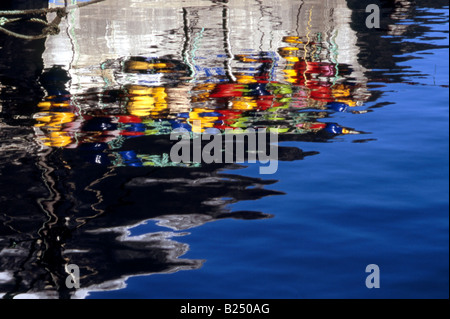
{"left": 43, "top": 0, "right": 369, "bottom": 98}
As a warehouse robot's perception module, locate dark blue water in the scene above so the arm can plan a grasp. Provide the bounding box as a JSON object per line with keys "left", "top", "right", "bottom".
{"left": 0, "top": 0, "right": 448, "bottom": 299}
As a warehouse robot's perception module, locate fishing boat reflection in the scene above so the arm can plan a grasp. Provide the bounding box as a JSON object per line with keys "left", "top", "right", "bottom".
{"left": 1, "top": 0, "right": 377, "bottom": 298}
{"left": 34, "top": 47, "right": 364, "bottom": 161}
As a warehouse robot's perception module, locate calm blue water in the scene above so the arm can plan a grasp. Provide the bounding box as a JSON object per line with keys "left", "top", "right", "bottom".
{"left": 0, "top": 0, "right": 448, "bottom": 299}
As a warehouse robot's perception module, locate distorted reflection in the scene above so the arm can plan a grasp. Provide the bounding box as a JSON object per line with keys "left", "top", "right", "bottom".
{"left": 0, "top": 0, "right": 415, "bottom": 298}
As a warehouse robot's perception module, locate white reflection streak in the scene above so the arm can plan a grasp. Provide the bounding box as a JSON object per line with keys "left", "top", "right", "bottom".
{"left": 223, "top": 6, "right": 236, "bottom": 82}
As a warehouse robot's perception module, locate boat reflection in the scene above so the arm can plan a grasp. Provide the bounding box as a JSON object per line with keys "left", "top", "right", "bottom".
{"left": 1, "top": 0, "right": 379, "bottom": 298}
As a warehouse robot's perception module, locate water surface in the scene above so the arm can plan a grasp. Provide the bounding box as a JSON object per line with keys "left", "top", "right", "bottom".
{"left": 0, "top": 0, "right": 448, "bottom": 299}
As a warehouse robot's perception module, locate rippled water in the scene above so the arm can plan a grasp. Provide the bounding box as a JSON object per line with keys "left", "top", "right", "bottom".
{"left": 0, "top": 0, "right": 448, "bottom": 299}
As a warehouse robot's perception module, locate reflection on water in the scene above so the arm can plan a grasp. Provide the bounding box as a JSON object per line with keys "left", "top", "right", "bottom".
{"left": 0, "top": 0, "right": 447, "bottom": 298}
{"left": 33, "top": 0, "right": 369, "bottom": 166}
